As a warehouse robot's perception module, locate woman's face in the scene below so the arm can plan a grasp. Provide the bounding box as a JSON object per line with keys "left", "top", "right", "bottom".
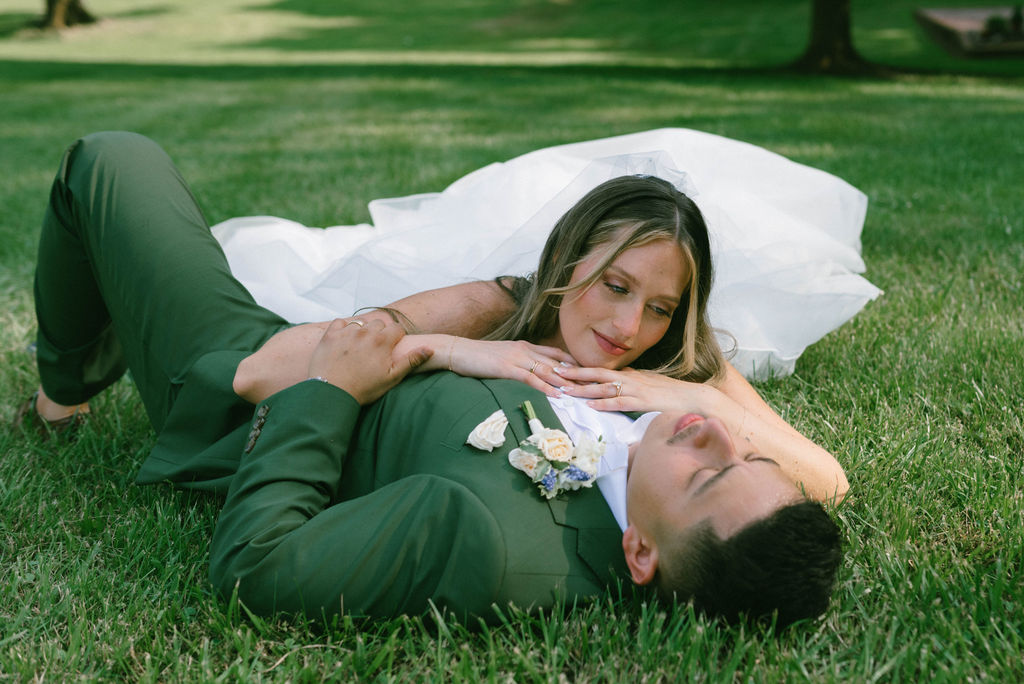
{"left": 546, "top": 238, "right": 688, "bottom": 369}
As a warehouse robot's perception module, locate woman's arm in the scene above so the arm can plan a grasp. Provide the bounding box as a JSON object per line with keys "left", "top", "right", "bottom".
{"left": 553, "top": 361, "right": 849, "bottom": 503}
{"left": 711, "top": 361, "right": 849, "bottom": 503}
{"left": 389, "top": 334, "right": 576, "bottom": 397}
{"left": 234, "top": 280, "right": 518, "bottom": 404}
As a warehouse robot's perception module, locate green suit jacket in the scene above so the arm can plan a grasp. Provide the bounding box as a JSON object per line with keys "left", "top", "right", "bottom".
{"left": 137, "top": 351, "right": 628, "bottom": 621}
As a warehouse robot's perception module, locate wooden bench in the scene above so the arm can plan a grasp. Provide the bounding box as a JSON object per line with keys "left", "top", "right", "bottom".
{"left": 915, "top": 6, "right": 1024, "bottom": 57}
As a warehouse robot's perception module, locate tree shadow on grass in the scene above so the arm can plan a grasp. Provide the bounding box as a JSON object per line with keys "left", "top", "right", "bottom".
{"left": 2, "top": 0, "right": 1020, "bottom": 79}
{"left": 0, "top": 13, "right": 37, "bottom": 39}
{"left": 0, "top": 5, "right": 173, "bottom": 38}
{"left": 0, "top": 57, "right": 794, "bottom": 84}
{"left": 1, "top": 54, "right": 1021, "bottom": 89}
{"left": 112, "top": 4, "right": 176, "bottom": 20}
{"left": 229, "top": 0, "right": 1024, "bottom": 78}
{"left": 235, "top": 0, "right": 575, "bottom": 54}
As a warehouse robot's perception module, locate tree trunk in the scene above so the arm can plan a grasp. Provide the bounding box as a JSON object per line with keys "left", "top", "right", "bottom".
{"left": 792, "top": 0, "right": 876, "bottom": 74}
{"left": 40, "top": 0, "right": 97, "bottom": 30}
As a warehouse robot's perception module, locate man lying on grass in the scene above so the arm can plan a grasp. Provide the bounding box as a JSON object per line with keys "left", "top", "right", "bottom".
{"left": 20, "top": 132, "right": 845, "bottom": 628}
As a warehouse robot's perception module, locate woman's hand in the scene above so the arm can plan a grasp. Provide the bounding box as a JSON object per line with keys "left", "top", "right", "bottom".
{"left": 453, "top": 338, "right": 580, "bottom": 397}
{"left": 553, "top": 365, "right": 723, "bottom": 414}
{"left": 393, "top": 334, "right": 578, "bottom": 397}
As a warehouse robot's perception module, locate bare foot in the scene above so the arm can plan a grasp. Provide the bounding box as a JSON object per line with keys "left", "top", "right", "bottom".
{"left": 35, "top": 386, "right": 90, "bottom": 422}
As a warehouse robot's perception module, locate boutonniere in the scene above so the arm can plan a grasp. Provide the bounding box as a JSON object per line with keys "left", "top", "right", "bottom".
{"left": 466, "top": 409, "right": 509, "bottom": 451}
{"left": 507, "top": 401, "right": 603, "bottom": 500}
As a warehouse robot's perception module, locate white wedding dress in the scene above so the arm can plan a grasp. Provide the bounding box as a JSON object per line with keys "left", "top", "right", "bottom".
{"left": 214, "top": 128, "right": 881, "bottom": 379}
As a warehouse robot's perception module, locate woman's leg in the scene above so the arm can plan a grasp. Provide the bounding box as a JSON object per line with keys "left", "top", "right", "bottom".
{"left": 33, "top": 131, "right": 288, "bottom": 432}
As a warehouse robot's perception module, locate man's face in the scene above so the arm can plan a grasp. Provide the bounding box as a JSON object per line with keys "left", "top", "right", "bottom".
{"left": 626, "top": 412, "right": 799, "bottom": 542}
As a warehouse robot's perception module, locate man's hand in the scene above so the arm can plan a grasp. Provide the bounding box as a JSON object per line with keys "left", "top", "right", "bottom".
{"left": 307, "top": 318, "right": 432, "bottom": 405}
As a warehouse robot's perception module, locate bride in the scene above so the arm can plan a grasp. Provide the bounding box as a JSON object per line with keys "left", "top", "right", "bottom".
{"left": 218, "top": 140, "right": 864, "bottom": 624}
{"left": 215, "top": 128, "right": 881, "bottom": 381}
{"left": 24, "top": 128, "right": 878, "bottom": 447}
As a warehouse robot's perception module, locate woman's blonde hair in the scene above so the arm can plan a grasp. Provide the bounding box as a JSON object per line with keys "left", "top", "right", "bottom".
{"left": 489, "top": 175, "right": 724, "bottom": 383}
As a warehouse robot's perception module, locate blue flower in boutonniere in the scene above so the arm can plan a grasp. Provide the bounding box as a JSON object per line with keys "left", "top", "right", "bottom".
{"left": 507, "top": 400, "right": 603, "bottom": 500}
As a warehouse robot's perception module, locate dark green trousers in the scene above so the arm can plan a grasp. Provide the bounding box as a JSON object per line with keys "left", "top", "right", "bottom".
{"left": 34, "top": 131, "right": 288, "bottom": 432}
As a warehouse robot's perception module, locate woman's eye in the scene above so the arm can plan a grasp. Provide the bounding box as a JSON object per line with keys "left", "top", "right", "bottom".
{"left": 649, "top": 305, "right": 672, "bottom": 318}
{"left": 604, "top": 282, "right": 628, "bottom": 295}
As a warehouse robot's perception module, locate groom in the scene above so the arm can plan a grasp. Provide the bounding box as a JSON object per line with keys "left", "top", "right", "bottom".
{"left": 138, "top": 317, "right": 841, "bottom": 627}
{"left": 33, "top": 131, "right": 840, "bottom": 628}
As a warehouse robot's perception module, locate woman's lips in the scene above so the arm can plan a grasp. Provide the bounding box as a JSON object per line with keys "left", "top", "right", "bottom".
{"left": 593, "top": 330, "right": 629, "bottom": 356}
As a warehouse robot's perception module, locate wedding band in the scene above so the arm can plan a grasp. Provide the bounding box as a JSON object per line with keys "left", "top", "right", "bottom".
{"left": 612, "top": 381, "right": 622, "bottom": 397}
{"left": 346, "top": 319, "right": 365, "bottom": 327}
{"left": 529, "top": 361, "right": 540, "bottom": 374}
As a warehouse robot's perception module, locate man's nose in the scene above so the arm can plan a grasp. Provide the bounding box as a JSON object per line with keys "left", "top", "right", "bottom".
{"left": 692, "top": 418, "right": 737, "bottom": 464}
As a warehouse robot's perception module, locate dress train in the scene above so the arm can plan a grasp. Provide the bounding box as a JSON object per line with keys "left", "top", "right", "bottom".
{"left": 214, "top": 128, "right": 881, "bottom": 379}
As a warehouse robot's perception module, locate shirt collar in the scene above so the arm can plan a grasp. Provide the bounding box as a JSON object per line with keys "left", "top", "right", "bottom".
{"left": 546, "top": 394, "right": 659, "bottom": 531}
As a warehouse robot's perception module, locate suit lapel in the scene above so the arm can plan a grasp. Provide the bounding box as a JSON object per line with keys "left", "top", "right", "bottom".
{"left": 546, "top": 495, "right": 629, "bottom": 583}
{"left": 479, "top": 377, "right": 560, "bottom": 447}
{"left": 480, "top": 379, "right": 629, "bottom": 584}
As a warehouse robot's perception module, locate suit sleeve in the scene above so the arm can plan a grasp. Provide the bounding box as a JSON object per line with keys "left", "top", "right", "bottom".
{"left": 208, "top": 380, "right": 506, "bottom": 621}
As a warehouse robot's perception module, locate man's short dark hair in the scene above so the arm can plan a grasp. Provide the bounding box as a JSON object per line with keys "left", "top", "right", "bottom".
{"left": 657, "top": 500, "right": 842, "bottom": 629}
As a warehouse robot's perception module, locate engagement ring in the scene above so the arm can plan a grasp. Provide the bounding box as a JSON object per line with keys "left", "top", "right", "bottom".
{"left": 612, "top": 381, "right": 622, "bottom": 397}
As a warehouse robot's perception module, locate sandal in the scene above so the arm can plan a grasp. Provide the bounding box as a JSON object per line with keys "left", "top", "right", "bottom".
{"left": 14, "top": 391, "right": 88, "bottom": 440}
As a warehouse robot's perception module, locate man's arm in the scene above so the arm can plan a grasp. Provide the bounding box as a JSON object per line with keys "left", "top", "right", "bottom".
{"left": 210, "top": 322, "right": 505, "bottom": 619}
{"left": 234, "top": 280, "right": 517, "bottom": 404}
{"left": 208, "top": 381, "right": 505, "bottom": 619}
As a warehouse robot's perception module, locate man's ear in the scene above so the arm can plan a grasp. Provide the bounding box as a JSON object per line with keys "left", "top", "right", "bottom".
{"left": 622, "top": 525, "right": 659, "bottom": 585}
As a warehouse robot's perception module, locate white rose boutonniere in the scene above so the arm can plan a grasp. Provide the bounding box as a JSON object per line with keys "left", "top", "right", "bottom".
{"left": 507, "top": 401, "right": 603, "bottom": 499}
{"left": 527, "top": 425, "right": 574, "bottom": 463}
{"left": 466, "top": 409, "right": 509, "bottom": 451}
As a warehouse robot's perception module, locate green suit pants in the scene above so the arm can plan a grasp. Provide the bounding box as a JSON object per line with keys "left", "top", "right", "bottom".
{"left": 34, "top": 131, "right": 287, "bottom": 431}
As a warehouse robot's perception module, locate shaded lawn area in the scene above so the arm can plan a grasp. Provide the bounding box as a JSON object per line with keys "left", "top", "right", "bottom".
{"left": 1, "top": 0, "right": 1022, "bottom": 680}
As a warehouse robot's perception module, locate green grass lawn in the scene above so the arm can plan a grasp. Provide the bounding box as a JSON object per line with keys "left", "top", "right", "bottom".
{"left": 1, "top": 0, "right": 1022, "bottom": 680}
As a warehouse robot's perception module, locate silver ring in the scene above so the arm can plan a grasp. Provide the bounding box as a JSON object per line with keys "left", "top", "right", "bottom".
{"left": 346, "top": 319, "right": 365, "bottom": 327}
{"left": 529, "top": 361, "right": 540, "bottom": 374}
{"left": 612, "top": 381, "right": 622, "bottom": 397}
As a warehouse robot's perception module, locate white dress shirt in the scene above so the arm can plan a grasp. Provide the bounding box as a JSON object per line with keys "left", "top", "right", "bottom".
{"left": 546, "top": 394, "right": 659, "bottom": 531}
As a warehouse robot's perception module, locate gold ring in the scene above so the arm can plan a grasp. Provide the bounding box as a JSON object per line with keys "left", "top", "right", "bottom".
{"left": 346, "top": 319, "right": 365, "bottom": 327}
{"left": 613, "top": 381, "right": 622, "bottom": 397}
{"left": 529, "top": 361, "right": 540, "bottom": 374}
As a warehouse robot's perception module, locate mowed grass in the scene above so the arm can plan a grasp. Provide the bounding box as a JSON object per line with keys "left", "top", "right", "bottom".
{"left": 1, "top": 0, "right": 1022, "bottom": 681}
